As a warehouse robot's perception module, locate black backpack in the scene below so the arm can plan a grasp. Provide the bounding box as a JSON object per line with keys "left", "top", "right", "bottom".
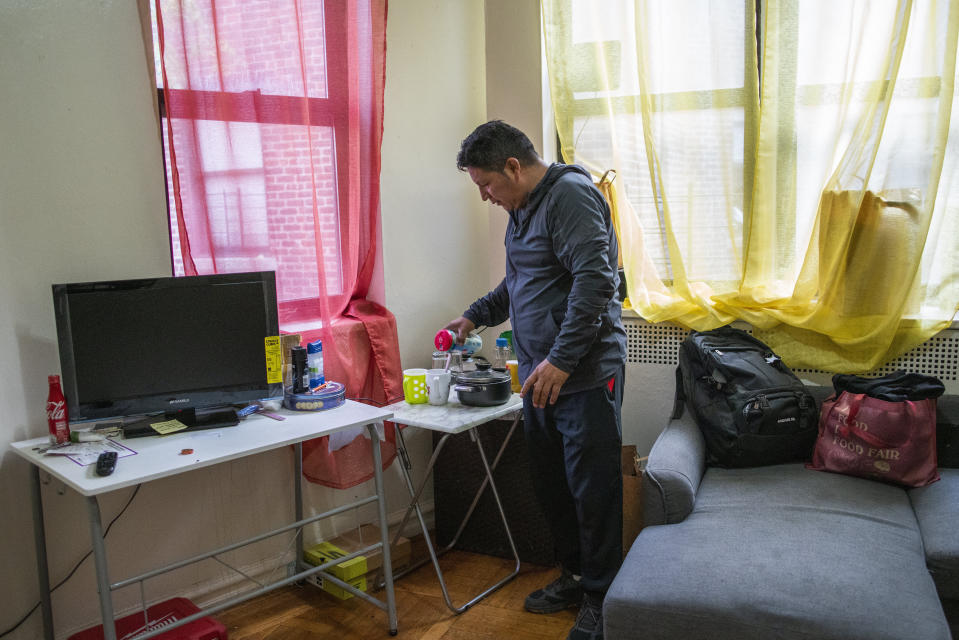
{"left": 673, "top": 326, "right": 818, "bottom": 468}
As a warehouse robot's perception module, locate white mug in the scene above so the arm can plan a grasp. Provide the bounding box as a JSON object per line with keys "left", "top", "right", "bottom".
{"left": 426, "top": 368, "right": 452, "bottom": 405}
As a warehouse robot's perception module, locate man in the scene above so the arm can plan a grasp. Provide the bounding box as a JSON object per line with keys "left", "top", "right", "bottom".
{"left": 445, "top": 120, "right": 626, "bottom": 640}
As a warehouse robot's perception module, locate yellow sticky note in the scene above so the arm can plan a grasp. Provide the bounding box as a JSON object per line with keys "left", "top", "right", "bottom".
{"left": 264, "top": 336, "right": 282, "bottom": 384}
{"left": 150, "top": 419, "right": 189, "bottom": 435}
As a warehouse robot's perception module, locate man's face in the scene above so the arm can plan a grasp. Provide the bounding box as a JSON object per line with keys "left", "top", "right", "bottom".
{"left": 467, "top": 161, "right": 527, "bottom": 212}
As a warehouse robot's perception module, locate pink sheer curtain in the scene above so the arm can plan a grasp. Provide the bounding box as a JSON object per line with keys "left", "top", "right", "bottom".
{"left": 155, "top": 0, "right": 402, "bottom": 488}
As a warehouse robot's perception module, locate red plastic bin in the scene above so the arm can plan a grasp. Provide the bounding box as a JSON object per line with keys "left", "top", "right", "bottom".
{"left": 67, "top": 597, "right": 227, "bottom": 640}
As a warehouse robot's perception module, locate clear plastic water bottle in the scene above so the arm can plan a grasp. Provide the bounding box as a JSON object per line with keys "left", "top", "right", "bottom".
{"left": 434, "top": 329, "right": 482, "bottom": 355}
{"left": 492, "top": 337, "right": 511, "bottom": 371}
{"left": 307, "top": 340, "right": 324, "bottom": 390}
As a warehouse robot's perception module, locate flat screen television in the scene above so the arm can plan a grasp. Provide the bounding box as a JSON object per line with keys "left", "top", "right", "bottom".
{"left": 52, "top": 271, "right": 282, "bottom": 435}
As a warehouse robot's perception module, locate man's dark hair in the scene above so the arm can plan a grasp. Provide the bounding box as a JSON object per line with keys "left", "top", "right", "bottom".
{"left": 456, "top": 120, "right": 540, "bottom": 172}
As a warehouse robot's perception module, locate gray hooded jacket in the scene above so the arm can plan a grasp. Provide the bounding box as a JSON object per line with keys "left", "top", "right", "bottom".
{"left": 463, "top": 163, "right": 627, "bottom": 395}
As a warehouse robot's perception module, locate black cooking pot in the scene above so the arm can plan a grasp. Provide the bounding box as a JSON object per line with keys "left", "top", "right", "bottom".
{"left": 452, "top": 370, "right": 512, "bottom": 406}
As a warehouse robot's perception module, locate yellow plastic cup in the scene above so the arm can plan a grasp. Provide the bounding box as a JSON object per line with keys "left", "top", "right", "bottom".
{"left": 506, "top": 360, "right": 521, "bottom": 393}
{"left": 402, "top": 368, "right": 428, "bottom": 404}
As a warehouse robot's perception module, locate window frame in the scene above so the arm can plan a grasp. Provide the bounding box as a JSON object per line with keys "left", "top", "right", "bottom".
{"left": 153, "top": 1, "right": 354, "bottom": 327}
{"left": 547, "top": 0, "right": 763, "bottom": 285}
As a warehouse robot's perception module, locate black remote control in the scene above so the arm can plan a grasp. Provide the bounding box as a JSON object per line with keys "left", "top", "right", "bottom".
{"left": 95, "top": 451, "right": 118, "bottom": 476}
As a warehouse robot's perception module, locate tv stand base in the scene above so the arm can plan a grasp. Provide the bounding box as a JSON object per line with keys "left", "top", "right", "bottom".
{"left": 122, "top": 407, "right": 239, "bottom": 438}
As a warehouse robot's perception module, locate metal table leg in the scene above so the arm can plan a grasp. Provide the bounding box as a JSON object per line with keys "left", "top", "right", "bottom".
{"left": 294, "top": 441, "right": 303, "bottom": 566}
{"left": 31, "top": 466, "right": 55, "bottom": 640}
{"left": 445, "top": 414, "right": 521, "bottom": 553}
{"left": 391, "top": 414, "right": 521, "bottom": 613}
{"left": 367, "top": 422, "right": 398, "bottom": 635}
{"left": 290, "top": 424, "right": 397, "bottom": 634}
{"left": 392, "top": 414, "right": 520, "bottom": 559}
{"left": 468, "top": 426, "right": 521, "bottom": 587}
{"left": 86, "top": 495, "right": 117, "bottom": 640}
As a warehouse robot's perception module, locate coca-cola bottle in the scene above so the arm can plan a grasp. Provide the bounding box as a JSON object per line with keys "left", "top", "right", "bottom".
{"left": 46, "top": 375, "right": 70, "bottom": 444}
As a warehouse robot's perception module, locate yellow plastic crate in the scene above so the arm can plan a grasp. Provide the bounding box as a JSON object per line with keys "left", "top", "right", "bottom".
{"left": 303, "top": 541, "right": 367, "bottom": 600}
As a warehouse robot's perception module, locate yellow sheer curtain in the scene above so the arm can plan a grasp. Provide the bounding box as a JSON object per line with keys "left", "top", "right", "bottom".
{"left": 543, "top": 0, "right": 959, "bottom": 372}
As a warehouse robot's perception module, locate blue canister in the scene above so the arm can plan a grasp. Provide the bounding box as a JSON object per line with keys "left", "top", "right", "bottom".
{"left": 284, "top": 381, "right": 345, "bottom": 411}
{"left": 307, "top": 340, "right": 325, "bottom": 390}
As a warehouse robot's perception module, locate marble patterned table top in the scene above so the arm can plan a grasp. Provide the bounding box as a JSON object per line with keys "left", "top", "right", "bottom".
{"left": 385, "top": 391, "right": 523, "bottom": 434}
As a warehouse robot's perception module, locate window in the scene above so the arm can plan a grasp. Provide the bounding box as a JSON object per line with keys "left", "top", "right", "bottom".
{"left": 545, "top": 0, "right": 959, "bottom": 370}
{"left": 551, "top": 1, "right": 953, "bottom": 289}
{"left": 551, "top": 0, "right": 752, "bottom": 284}
{"left": 150, "top": 1, "right": 376, "bottom": 327}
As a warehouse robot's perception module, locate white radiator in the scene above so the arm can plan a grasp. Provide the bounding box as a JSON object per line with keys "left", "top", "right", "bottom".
{"left": 622, "top": 316, "right": 959, "bottom": 393}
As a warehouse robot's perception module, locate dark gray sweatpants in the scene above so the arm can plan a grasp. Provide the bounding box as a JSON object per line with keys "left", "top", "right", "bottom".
{"left": 522, "top": 367, "right": 624, "bottom": 593}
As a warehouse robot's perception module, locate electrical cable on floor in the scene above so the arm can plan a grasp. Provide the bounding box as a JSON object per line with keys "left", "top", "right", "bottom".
{"left": 0, "top": 484, "right": 141, "bottom": 638}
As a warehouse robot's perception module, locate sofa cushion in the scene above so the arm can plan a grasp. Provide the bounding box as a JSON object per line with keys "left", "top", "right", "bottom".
{"left": 642, "top": 414, "right": 706, "bottom": 526}
{"left": 910, "top": 468, "right": 959, "bottom": 599}
{"left": 606, "top": 464, "right": 950, "bottom": 640}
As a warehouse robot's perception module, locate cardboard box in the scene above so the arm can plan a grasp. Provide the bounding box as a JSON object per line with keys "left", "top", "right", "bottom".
{"left": 622, "top": 445, "right": 646, "bottom": 556}
{"left": 303, "top": 525, "right": 411, "bottom": 599}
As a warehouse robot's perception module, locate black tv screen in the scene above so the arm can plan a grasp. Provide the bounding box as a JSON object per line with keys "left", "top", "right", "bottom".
{"left": 52, "top": 271, "right": 282, "bottom": 424}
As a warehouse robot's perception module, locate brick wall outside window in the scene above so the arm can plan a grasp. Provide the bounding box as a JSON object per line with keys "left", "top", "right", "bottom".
{"left": 160, "top": 1, "right": 342, "bottom": 304}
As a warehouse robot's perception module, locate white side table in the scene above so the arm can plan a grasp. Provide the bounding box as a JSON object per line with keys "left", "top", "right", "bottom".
{"left": 385, "top": 392, "right": 524, "bottom": 613}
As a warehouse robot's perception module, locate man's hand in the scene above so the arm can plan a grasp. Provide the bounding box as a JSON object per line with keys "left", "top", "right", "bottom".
{"left": 521, "top": 359, "right": 570, "bottom": 408}
{"left": 443, "top": 316, "right": 476, "bottom": 344}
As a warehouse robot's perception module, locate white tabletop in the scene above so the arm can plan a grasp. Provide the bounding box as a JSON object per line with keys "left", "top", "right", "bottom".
{"left": 385, "top": 392, "right": 523, "bottom": 434}
{"left": 10, "top": 400, "right": 392, "bottom": 497}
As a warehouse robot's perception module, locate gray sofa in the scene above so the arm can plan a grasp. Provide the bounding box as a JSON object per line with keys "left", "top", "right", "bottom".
{"left": 605, "top": 391, "right": 959, "bottom": 640}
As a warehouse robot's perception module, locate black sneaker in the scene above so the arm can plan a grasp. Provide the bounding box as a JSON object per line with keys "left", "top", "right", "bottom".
{"left": 567, "top": 592, "right": 604, "bottom": 640}
{"left": 524, "top": 568, "right": 583, "bottom": 614}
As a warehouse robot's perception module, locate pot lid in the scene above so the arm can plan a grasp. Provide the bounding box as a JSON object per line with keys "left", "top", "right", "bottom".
{"left": 453, "top": 369, "right": 511, "bottom": 384}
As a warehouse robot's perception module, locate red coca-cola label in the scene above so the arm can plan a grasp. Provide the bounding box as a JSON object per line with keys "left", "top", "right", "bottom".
{"left": 47, "top": 400, "right": 66, "bottom": 421}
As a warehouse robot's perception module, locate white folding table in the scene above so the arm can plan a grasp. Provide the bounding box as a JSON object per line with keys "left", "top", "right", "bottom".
{"left": 385, "top": 392, "right": 524, "bottom": 613}
{"left": 11, "top": 400, "right": 398, "bottom": 640}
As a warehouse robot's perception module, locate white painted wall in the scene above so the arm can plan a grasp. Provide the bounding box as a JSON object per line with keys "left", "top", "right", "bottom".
{"left": 484, "top": 0, "right": 545, "bottom": 295}
{"left": 0, "top": 2, "right": 175, "bottom": 637}
{"left": 381, "top": 2, "right": 489, "bottom": 369}
{"left": 623, "top": 359, "right": 678, "bottom": 457}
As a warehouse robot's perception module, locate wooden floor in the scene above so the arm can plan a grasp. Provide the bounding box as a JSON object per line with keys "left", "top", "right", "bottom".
{"left": 217, "top": 551, "right": 576, "bottom": 639}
